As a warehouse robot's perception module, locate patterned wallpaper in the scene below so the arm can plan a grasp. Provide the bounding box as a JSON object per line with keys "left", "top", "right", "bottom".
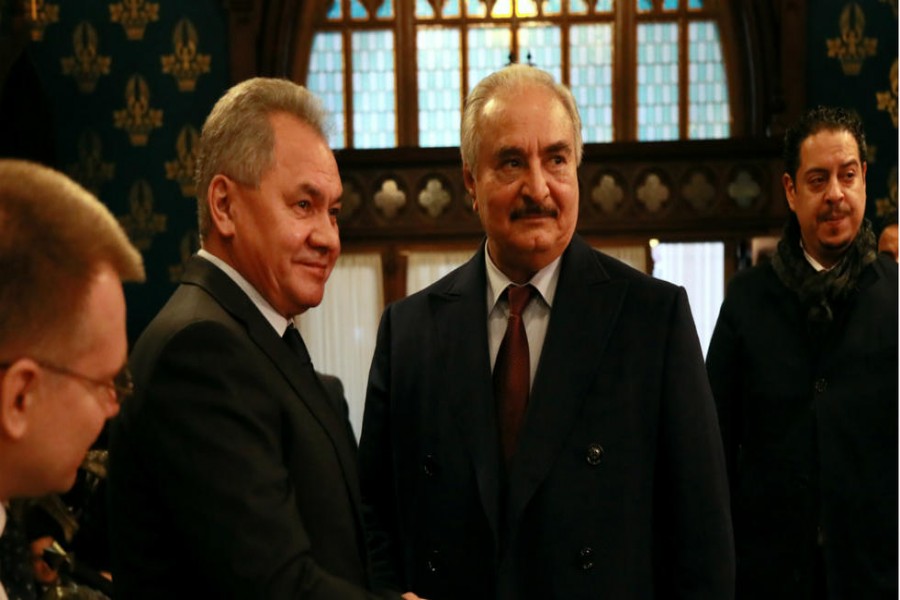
{"left": 9, "top": 0, "right": 229, "bottom": 341}
{"left": 809, "top": 0, "right": 898, "bottom": 223}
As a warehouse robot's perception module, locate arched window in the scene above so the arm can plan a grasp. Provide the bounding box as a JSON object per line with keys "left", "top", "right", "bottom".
{"left": 307, "top": 0, "right": 736, "bottom": 150}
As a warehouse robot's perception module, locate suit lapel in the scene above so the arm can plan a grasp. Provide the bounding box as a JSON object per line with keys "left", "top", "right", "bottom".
{"left": 506, "top": 236, "right": 629, "bottom": 526}
{"left": 181, "top": 257, "right": 363, "bottom": 508}
{"left": 430, "top": 245, "right": 503, "bottom": 547}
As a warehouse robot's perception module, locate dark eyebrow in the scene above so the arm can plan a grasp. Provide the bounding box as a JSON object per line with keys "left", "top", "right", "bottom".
{"left": 495, "top": 146, "right": 525, "bottom": 162}
{"left": 292, "top": 182, "right": 325, "bottom": 201}
{"left": 804, "top": 159, "right": 861, "bottom": 178}
{"left": 544, "top": 141, "right": 573, "bottom": 156}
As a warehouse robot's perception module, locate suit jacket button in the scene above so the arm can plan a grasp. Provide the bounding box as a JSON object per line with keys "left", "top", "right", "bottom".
{"left": 814, "top": 378, "right": 827, "bottom": 394}
{"left": 423, "top": 454, "right": 438, "bottom": 476}
{"left": 578, "top": 546, "right": 594, "bottom": 570}
{"left": 425, "top": 549, "right": 440, "bottom": 573}
{"left": 585, "top": 443, "right": 604, "bottom": 466}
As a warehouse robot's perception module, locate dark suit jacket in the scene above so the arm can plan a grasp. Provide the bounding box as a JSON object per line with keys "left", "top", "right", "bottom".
{"left": 706, "top": 254, "right": 898, "bottom": 599}
{"left": 108, "top": 256, "right": 400, "bottom": 599}
{"left": 359, "top": 235, "right": 735, "bottom": 600}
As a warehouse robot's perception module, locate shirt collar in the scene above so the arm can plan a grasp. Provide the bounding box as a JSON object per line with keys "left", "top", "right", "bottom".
{"left": 0, "top": 502, "right": 6, "bottom": 539}
{"left": 799, "top": 240, "right": 832, "bottom": 273}
{"left": 197, "top": 249, "right": 293, "bottom": 335}
{"left": 485, "top": 245, "right": 562, "bottom": 313}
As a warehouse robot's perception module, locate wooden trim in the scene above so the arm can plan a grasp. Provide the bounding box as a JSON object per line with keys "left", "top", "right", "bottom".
{"left": 334, "top": 138, "right": 787, "bottom": 247}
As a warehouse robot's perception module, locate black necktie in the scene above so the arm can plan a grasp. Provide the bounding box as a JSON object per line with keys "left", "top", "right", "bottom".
{"left": 283, "top": 323, "right": 312, "bottom": 365}
{"left": 494, "top": 284, "right": 534, "bottom": 463}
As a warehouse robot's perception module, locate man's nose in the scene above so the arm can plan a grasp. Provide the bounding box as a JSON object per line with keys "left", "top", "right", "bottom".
{"left": 310, "top": 210, "right": 340, "bottom": 252}
{"left": 824, "top": 175, "right": 844, "bottom": 203}
{"left": 522, "top": 163, "right": 550, "bottom": 201}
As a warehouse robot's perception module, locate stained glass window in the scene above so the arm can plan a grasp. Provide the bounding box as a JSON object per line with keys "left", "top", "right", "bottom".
{"left": 570, "top": 24, "right": 614, "bottom": 142}
{"left": 518, "top": 25, "right": 562, "bottom": 81}
{"left": 637, "top": 23, "right": 679, "bottom": 141}
{"left": 307, "top": 32, "right": 345, "bottom": 150}
{"left": 309, "top": 0, "right": 733, "bottom": 148}
{"left": 688, "top": 21, "right": 730, "bottom": 139}
{"left": 351, "top": 31, "right": 395, "bottom": 148}
{"left": 467, "top": 26, "right": 512, "bottom": 93}
{"left": 418, "top": 28, "right": 461, "bottom": 147}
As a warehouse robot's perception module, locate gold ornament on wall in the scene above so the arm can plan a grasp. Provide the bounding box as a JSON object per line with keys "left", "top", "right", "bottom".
{"left": 109, "top": 0, "right": 159, "bottom": 41}
{"left": 826, "top": 2, "right": 878, "bottom": 76}
{"left": 113, "top": 74, "right": 163, "bottom": 146}
{"left": 22, "top": 0, "right": 59, "bottom": 41}
{"left": 876, "top": 59, "right": 898, "bottom": 128}
{"left": 161, "top": 18, "right": 211, "bottom": 92}
{"left": 168, "top": 230, "right": 200, "bottom": 283}
{"left": 118, "top": 179, "right": 166, "bottom": 251}
{"left": 876, "top": 166, "right": 898, "bottom": 218}
{"left": 61, "top": 21, "right": 112, "bottom": 93}
{"left": 66, "top": 130, "right": 115, "bottom": 196}
{"left": 165, "top": 124, "right": 199, "bottom": 197}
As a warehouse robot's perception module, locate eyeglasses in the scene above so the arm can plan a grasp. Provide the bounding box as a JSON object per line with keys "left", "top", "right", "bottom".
{"left": 0, "top": 358, "right": 134, "bottom": 403}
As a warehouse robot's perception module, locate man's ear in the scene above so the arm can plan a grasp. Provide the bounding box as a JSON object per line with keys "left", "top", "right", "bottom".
{"left": 208, "top": 174, "right": 238, "bottom": 238}
{"left": 0, "top": 359, "right": 39, "bottom": 440}
{"left": 463, "top": 164, "right": 477, "bottom": 212}
{"left": 782, "top": 172, "right": 797, "bottom": 213}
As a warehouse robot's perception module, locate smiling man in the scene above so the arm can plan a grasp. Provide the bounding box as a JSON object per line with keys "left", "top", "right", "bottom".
{"left": 706, "top": 106, "right": 898, "bottom": 598}
{"left": 359, "top": 65, "right": 734, "bottom": 599}
{"left": 108, "top": 78, "right": 420, "bottom": 600}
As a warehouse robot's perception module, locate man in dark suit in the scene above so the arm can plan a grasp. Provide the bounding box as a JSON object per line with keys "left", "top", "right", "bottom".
{"left": 706, "top": 106, "right": 898, "bottom": 598}
{"left": 358, "top": 65, "right": 734, "bottom": 599}
{"left": 108, "top": 78, "right": 420, "bottom": 600}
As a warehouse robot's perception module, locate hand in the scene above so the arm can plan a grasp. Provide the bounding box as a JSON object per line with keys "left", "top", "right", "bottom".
{"left": 402, "top": 593, "right": 426, "bottom": 600}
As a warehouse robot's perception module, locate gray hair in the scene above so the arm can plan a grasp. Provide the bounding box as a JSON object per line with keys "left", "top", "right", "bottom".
{"left": 460, "top": 64, "right": 583, "bottom": 171}
{"left": 195, "top": 77, "right": 331, "bottom": 238}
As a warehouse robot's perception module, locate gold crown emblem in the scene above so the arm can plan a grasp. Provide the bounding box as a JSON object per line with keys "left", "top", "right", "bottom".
{"left": 22, "top": 0, "right": 59, "bottom": 41}
{"left": 66, "top": 130, "right": 115, "bottom": 195}
{"left": 165, "top": 125, "right": 199, "bottom": 197}
{"left": 168, "top": 230, "right": 200, "bottom": 283}
{"left": 876, "top": 59, "right": 898, "bottom": 127}
{"left": 161, "top": 18, "right": 211, "bottom": 92}
{"left": 826, "top": 2, "right": 878, "bottom": 76}
{"left": 61, "top": 21, "right": 112, "bottom": 93}
{"left": 109, "top": 0, "right": 159, "bottom": 41}
{"left": 118, "top": 179, "right": 167, "bottom": 251}
{"left": 113, "top": 74, "right": 163, "bottom": 146}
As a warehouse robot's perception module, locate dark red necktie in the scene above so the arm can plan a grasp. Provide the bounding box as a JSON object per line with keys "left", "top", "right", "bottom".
{"left": 494, "top": 284, "right": 534, "bottom": 463}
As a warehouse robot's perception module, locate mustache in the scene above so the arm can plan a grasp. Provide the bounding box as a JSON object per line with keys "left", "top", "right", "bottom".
{"left": 817, "top": 208, "right": 851, "bottom": 222}
{"left": 510, "top": 204, "right": 559, "bottom": 220}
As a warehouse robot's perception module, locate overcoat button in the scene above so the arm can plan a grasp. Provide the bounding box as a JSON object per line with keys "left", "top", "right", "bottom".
{"left": 426, "top": 549, "right": 440, "bottom": 573}
{"left": 423, "top": 454, "right": 438, "bottom": 476}
{"left": 814, "top": 378, "right": 827, "bottom": 394}
{"left": 586, "top": 443, "right": 604, "bottom": 466}
{"left": 579, "top": 546, "right": 594, "bottom": 570}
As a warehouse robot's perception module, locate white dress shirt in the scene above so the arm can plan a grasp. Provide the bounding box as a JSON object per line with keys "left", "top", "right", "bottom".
{"left": 801, "top": 242, "right": 832, "bottom": 273}
{"left": 485, "top": 250, "right": 562, "bottom": 390}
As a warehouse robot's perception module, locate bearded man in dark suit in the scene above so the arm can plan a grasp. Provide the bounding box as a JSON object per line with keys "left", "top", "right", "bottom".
{"left": 358, "top": 64, "right": 735, "bottom": 600}
{"left": 108, "top": 78, "right": 421, "bottom": 600}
